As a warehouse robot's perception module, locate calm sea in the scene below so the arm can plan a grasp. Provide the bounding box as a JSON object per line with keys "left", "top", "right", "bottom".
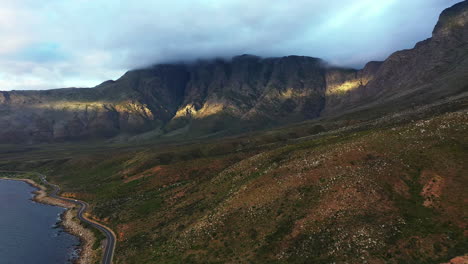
{"left": 0, "top": 180, "right": 80, "bottom": 264}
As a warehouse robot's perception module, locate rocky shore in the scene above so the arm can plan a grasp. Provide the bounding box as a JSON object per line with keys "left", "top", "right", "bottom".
{"left": 0, "top": 177, "right": 99, "bottom": 264}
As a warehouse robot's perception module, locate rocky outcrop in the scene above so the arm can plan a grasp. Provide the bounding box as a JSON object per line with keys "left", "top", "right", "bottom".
{"left": 322, "top": 61, "right": 382, "bottom": 115}
{"left": 322, "top": 1, "right": 468, "bottom": 116}
{"left": 1, "top": 1, "right": 467, "bottom": 143}
{"left": 433, "top": 0, "right": 468, "bottom": 38}
{"left": 0, "top": 65, "right": 189, "bottom": 143}
{"left": 0, "top": 56, "right": 335, "bottom": 142}
{"left": 168, "top": 55, "right": 328, "bottom": 134}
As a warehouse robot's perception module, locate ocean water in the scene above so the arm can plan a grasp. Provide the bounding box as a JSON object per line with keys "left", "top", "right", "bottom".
{"left": 0, "top": 180, "right": 80, "bottom": 264}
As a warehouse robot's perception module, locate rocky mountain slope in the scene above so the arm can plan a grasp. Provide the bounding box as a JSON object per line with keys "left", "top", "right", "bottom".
{"left": 324, "top": 0, "right": 468, "bottom": 116}
{"left": 1, "top": 1, "right": 467, "bottom": 143}
{"left": 3, "top": 95, "right": 466, "bottom": 264}
{"left": 0, "top": 3, "right": 466, "bottom": 263}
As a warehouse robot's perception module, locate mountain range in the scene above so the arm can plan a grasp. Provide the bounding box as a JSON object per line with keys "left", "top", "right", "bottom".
{"left": 1, "top": 1, "right": 467, "bottom": 143}
{"left": 1, "top": 2, "right": 468, "bottom": 264}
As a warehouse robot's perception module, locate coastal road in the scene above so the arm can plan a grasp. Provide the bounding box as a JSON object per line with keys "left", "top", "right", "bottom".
{"left": 0, "top": 171, "right": 116, "bottom": 264}
{"left": 38, "top": 174, "right": 116, "bottom": 264}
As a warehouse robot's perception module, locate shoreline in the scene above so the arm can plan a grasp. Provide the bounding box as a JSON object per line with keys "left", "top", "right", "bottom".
{"left": 0, "top": 177, "right": 98, "bottom": 264}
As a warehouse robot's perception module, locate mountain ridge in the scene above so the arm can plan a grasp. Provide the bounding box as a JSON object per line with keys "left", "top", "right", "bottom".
{"left": 1, "top": 1, "right": 467, "bottom": 143}
{"left": 0, "top": 55, "right": 373, "bottom": 142}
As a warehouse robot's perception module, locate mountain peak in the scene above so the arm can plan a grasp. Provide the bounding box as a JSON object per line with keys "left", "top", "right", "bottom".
{"left": 433, "top": 0, "right": 468, "bottom": 38}
{"left": 232, "top": 54, "right": 261, "bottom": 60}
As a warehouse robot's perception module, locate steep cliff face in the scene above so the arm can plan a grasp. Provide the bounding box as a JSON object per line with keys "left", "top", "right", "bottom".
{"left": 168, "top": 55, "right": 328, "bottom": 134}
{"left": 1, "top": 1, "right": 467, "bottom": 143}
{"left": 0, "top": 55, "right": 335, "bottom": 142}
{"left": 322, "top": 1, "right": 468, "bottom": 115}
{"left": 433, "top": 0, "right": 468, "bottom": 38}
{"left": 323, "top": 61, "right": 382, "bottom": 115}
{"left": 0, "top": 65, "right": 189, "bottom": 143}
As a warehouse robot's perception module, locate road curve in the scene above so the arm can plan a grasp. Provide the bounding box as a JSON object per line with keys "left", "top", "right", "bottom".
{"left": 0, "top": 171, "right": 116, "bottom": 264}
{"left": 39, "top": 175, "right": 116, "bottom": 264}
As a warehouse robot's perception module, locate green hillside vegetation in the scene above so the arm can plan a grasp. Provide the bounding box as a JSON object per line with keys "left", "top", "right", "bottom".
{"left": 1, "top": 98, "right": 466, "bottom": 264}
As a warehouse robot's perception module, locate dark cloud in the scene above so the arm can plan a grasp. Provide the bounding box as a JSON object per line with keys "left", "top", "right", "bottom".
{"left": 0, "top": 0, "right": 461, "bottom": 90}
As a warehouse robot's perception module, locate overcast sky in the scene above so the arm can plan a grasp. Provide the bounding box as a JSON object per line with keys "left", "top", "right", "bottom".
{"left": 0, "top": 0, "right": 460, "bottom": 90}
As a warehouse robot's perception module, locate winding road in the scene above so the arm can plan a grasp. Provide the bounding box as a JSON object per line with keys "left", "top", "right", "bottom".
{"left": 0, "top": 171, "right": 116, "bottom": 264}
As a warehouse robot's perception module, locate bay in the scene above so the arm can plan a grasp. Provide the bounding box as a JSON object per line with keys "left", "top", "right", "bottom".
{"left": 0, "top": 180, "right": 79, "bottom": 264}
